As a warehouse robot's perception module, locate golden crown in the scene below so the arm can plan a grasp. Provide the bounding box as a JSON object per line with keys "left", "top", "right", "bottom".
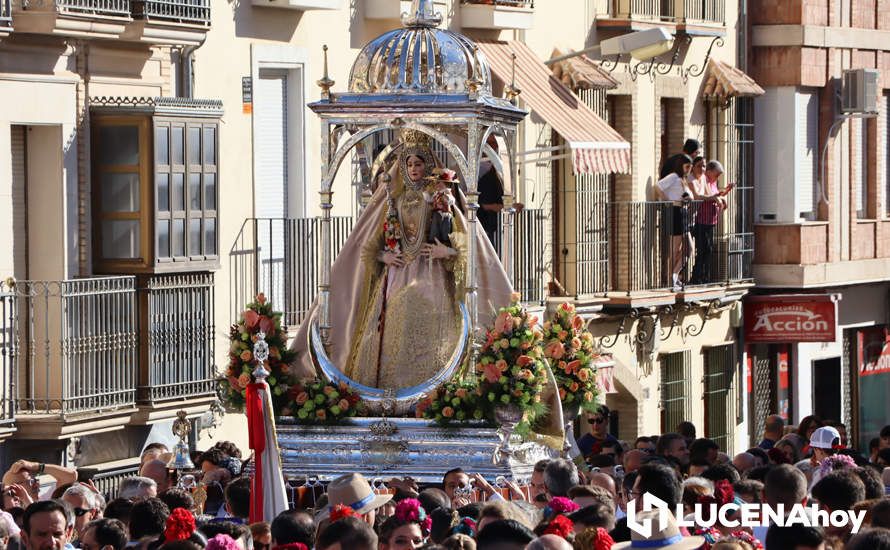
{"left": 400, "top": 128, "right": 433, "bottom": 149}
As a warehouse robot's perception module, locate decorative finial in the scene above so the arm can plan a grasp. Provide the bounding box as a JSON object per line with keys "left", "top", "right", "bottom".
{"left": 401, "top": 0, "right": 442, "bottom": 28}
{"left": 252, "top": 331, "right": 270, "bottom": 382}
{"left": 466, "top": 46, "right": 483, "bottom": 99}
{"left": 167, "top": 410, "right": 195, "bottom": 470}
{"left": 505, "top": 52, "right": 521, "bottom": 103}
{"left": 317, "top": 45, "right": 335, "bottom": 100}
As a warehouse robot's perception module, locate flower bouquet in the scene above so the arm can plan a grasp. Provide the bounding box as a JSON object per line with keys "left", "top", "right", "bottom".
{"left": 283, "top": 379, "right": 363, "bottom": 423}
{"left": 416, "top": 379, "right": 484, "bottom": 425}
{"left": 475, "top": 294, "right": 549, "bottom": 436}
{"left": 541, "top": 302, "right": 600, "bottom": 414}
{"left": 220, "top": 294, "right": 295, "bottom": 414}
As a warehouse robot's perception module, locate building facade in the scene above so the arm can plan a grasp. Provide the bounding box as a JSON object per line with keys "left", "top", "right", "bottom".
{"left": 748, "top": 0, "right": 890, "bottom": 451}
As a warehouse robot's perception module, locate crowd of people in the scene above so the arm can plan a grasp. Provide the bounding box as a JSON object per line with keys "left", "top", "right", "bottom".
{"left": 2, "top": 412, "right": 890, "bottom": 550}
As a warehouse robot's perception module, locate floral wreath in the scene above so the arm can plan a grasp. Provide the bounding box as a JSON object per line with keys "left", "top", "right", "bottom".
{"left": 393, "top": 498, "right": 432, "bottom": 534}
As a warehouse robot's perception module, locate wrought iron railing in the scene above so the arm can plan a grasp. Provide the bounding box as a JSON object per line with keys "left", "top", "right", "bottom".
{"left": 0, "top": 281, "right": 16, "bottom": 429}
{"left": 92, "top": 463, "right": 140, "bottom": 500}
{"left": 13, "top": 277, "right": 137, "bottom": 415}
{"left": 55, "top": 0, "right": 131, "bottom": 16}
{"left": 139, "top": 273, "right": 215, "bottom": 403}
{"left": 683, "top": 0, "right": 723, "bottom": 24}
{"left": 0, "top": 0, "right": 12, "bottom": 31}
{"left": 132, "top": 0, "right": 210, "bottom": 25}
{"left": 230, "top": 217, "right": 355, "bottom": 329}
{"left": 512, "top": 208, "right": 547, "bottom": 304}
{"left": 605, "top": 0, "right": 674, "bottom": 20}
{"left": 461, "top": 0, "right": 534, "bottom": 7}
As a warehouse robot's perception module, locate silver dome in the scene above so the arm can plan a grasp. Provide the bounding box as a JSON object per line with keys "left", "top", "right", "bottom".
{"left": 348, "top": 0, "right": 492, "bottom": 95}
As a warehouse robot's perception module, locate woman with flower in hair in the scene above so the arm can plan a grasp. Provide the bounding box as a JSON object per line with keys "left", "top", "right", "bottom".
{"left": 378, "top": 499, "right": 432, "bottom": 550}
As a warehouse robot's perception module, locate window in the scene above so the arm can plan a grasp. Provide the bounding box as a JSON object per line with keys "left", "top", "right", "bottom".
{"left": 884, "top": 93, "right": 889, "bottom": 217}
{"left": 704, "top": 345, "right": 737, "bottom": 451}
{"left": 92, "top": 111, "right": 220, "bottom": 273}
{"left": 856, "top": 117, "right": 869, "bottom": 219}
{"left": 660, "top": 350, "right": 691, "bottom": 433}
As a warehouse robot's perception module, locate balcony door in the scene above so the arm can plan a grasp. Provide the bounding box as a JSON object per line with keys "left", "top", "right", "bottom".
{"left": 10, "top": 125, "right": 28, "bottom": 281}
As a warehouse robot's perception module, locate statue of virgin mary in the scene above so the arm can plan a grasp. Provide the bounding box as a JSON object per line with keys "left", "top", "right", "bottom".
{"left": 290, "top": 129, "right": 513, "bottom": 389}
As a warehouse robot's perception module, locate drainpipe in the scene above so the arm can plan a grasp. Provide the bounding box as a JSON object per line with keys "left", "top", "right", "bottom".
{"left": 178, "top": 40, "right": 205, "bottom": 98}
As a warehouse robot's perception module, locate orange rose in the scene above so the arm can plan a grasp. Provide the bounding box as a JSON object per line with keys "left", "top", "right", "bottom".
{"left": 495, "top": 359, "right": 508, "bottom": 373}
{"left": 455, "top": 388, "right": 468, "bottom": 399}
{"left": 545, "top": 341, "right": 565, "bottom": 360}
{"left": 558, "top": 388, "right": 567, "bottom": 400}
{"left": 499, "top": 338, "right": 510, "bottom": 349}
{"left": 528, "top": 315, "right": 538, "bottom": 327}
{"left": 560, "top": 302, "right": 573, "bottom": 312}
{"left": 577, "top": 368, "right": 591, "bottom": 382}
{"left": 521, "top": 342, "right": 531, "bottom": 350}
{"left": 558, "top": 330, "right": 568, "bottom": 340}
{"left": 295, "top": 392, "right": 309, "bottom": 405}
{"left": 279, "top": 363, "right": 291, "bottom": 374}
{"left": 237, "top": 373, "right": 252, "bottom": 388}
{"left": 571, "top": 337, "right": 582, "bottom": 350}
{"left": 510, "top": 291, "right": 521, "bottom": 303}
{"left": 338, "top": 399, "right": 350, "bottom": 411}
{"left": 572, "top": 315, "right": 584, "bottom": 330}
{"left": 442, "top": 406, "right": 454, "bottom": 418}
{"left": 240, "top": 350, "right": 252, "bottom": 362}
{"left": 518, "top": 369, "right": 533, "bottom": 380}
{"left": 494, "top": 311, "right": 513, "bottom": 335}
{"left": 567, "top": 360, "right": 581, "bottom": 374}
{"left": 244, "top": 309, "right": 260, "bottom": 329}
{"left": 256, "top": 293, "right": 267, "bottom": 304}
{"left": 316, "top": 410, "right": 327, "bottom": 420}
{"left": 483, "top": 362, "right": 501, "bottom": 383}
{"left": 584, "top": 391, "right": 594, "bottom": 402}
{"left": 512, "top": 389, "right": 523, "bottom": 397}
{"left": 516, "top": 355, "right": 533, "bottom": 367}
{"left": 570, "top": 382, "right": 580, "bottom": 392}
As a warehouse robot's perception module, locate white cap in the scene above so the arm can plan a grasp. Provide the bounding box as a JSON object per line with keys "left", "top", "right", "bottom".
{"left": 810, "top": 426, "right": 842, "bottom": 449}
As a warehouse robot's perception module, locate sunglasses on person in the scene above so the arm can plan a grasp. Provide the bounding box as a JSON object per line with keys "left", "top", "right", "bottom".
{"left": 590, "top": 417, "right": 606, "bottom": 424}
{"left": 72, "top": 507, "right": 93, "bottom": 517}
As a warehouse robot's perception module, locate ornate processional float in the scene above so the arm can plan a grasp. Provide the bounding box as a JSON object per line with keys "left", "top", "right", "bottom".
{"left": 222, "top": 0, "right": 606, "bottom": 484}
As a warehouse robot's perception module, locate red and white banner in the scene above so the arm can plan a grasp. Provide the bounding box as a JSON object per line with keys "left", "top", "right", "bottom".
{"left": 246, "top": 380, "right": 288, "bottom": 523}
{"left": 858, "top": 327, "right": 890, "bottom": 377}
{"left": 744, "top": 295, "right": 838, "bottom": 343}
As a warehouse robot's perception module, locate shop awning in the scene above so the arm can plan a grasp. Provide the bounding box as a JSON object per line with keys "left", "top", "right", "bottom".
{"left": 550, "top": 48, "right": 619, "bottom": 91}
{"left": 595, "top": 354, "right": 617, "bottom": 395}
{"left": 477, "top": 40, "right": 630, "bottom": 175}
{"left": 703, "top": 59, "right": 765, "bottom": 100}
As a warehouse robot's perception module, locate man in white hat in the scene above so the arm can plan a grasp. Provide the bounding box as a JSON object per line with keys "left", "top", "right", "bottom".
{"left": 807, "top": 426, "right": 843, "bottom": 489}
{"left": 612, "top": 510, "right": 704, "bottom": 549}
{"left": 323, "top": 473, "right": 392, "bottom": 527}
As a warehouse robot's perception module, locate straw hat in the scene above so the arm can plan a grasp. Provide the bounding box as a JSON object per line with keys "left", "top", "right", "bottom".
{"left": 612, "top": 510, "right": 704, "bottom": 549}
{"left": 321, "top": 473, "right": 392, "bottom": 518}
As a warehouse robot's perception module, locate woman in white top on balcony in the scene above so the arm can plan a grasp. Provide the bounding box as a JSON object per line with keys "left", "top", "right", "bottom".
{"left": 654, "top": 154, "right": 694, "bottom": 291}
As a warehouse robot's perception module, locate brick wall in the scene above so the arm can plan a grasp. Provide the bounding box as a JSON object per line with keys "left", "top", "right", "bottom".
{"left": 851, "top": 0, "right": 876, "bottom": 28}
{"left": 753, "top": 224, "right": 829, "bottom": 264}
{"left": 879, "top": 0, "right": 890, "bottom": 29}
{"left": 750, "top": 47, "right": 828, "bottom": 88}
{"left": 749, "top": 0, "right": 804, "bottom": 25}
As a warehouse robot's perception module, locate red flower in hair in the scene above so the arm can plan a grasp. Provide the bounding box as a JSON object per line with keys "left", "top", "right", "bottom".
{"left": 394, "top": 499, "right": 432, "bottom": 533}
{"left": 329, "top": 504, "right": 357, "bottom": 522}
{"left": 543, "top": 514, "right": 574, "bottom": 539}
{"left": 593, "top": 528, "right": 615, "bottom": 550}
{"left": 164, "top": 508, "right": 196, "bottom": 542}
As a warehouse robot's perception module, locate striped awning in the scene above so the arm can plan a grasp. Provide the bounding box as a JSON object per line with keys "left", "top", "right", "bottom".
{"left": 477, "top": 39, "right": 631, "bottom": 175}
{"left": 703, "top": 59, "right": 765, "bottom": 100}
{"left": 550, "top": 48, "right": 619, "bottom": 91}
{"left": 595, "top": 354, "right": 617, "bottom": 395}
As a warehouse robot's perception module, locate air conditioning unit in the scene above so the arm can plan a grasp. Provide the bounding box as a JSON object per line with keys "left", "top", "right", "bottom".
{"left": 842, "top": 68, "right": 879, "bottom": 114}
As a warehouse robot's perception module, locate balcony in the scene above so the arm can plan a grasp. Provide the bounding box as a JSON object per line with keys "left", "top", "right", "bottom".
{"left": 9, "top": 0, "right": 130, "bottom": 39}
{"left": 123, "top": 0, "right": 210, "bottom": 45}
{"left": 251, "top": 0, "right": 341, "bottom": 10}
{"left": 6, "top": 277, "right": 138, "bottom": 439}
{"left": 595, "top": 0, "right": 724, "bottom": 32}
{"left": 459, "top": 0, "right": 533, "bottom": 30}
{"left": 364, "top": 0, "right": 443, "bottom": 20}
{"left": 132, "top": 272, "right": 216, "bottom": 423}
{"left": 1, "top": 0, "right": 12, "bottom": 36}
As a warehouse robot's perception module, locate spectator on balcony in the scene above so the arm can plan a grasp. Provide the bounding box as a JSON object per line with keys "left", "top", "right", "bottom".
{"left": 61, "top": 484, "right": 104, "bottom": 542}
{"left": 2, "top": 462, "right": 78, "bottom": 506}
{"left": 20, "top": 500, "right": 72, "bottom": 550}
{"left": 118, "top": 478, "right": 157, "bottom": 501}
{"left": 80, "top": 519, "right": 127, "bottom": 550}
{"left": 140, "top": 462, "right": 174, "bottom": 495}
{"left": 654, "top": 154, "right": 694, "bottom": 292}
{"left": 688, "top": 159, "right": 733, "bottom": 285}
{"left": 659, "top": 138, "right": 702, "bottom": 180}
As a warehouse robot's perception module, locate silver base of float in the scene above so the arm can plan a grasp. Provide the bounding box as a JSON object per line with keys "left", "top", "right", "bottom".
{"left": 276, "top": 416, "right": 556, "bottom": 483}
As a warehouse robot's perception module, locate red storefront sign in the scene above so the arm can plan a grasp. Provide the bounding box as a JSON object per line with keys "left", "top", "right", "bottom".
{"left": 744, "top": 295, "right": 837, "bottom": 343}
{"left": 858, "top": 327, "right": 890, "bottom": 377}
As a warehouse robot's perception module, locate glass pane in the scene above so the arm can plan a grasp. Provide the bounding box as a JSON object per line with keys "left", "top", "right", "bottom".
{"left": 189, "top": 173, "right": 201, "bottom": 210}
{"left": 204, "top": 173, "right": 216, "bottom": 211}
{"left": 205, "top": 218, "right": 217, "bottom": 256}
{"left": 99, "top": 126, "right": 139, "bottom": 165}
{"left": 156, "top": 173, "right": 169, "bottom": 212}
{"left": 101, "top": 173, "right": 140, "bottom": 212}
{"left": 157, "top": 220, "right": 170, "bottom": 259}
{"left": 171, "top": 126, "right": 184, "bottom": 165}
{"left": 203, "top": 126, "right": 216, "bottom": 165}
{"left": 155, "top": 126, "right": 169, "bottom": 165}
{"left": 172, "top": 173, "right": 184, "bottom": 211}
{"left": 188, "top": 127, "right": 201, "bottom": 165}
{"left": 189, "top": 218, "right": 201, "bottom": 256}
{"left": 172, "top": 219, "right": 185, "bottom": 257}
{"left": 101, "top": 220, "right": 140, "bottom": 259}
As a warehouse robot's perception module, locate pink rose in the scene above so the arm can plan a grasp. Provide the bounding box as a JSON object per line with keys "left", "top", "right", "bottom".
{"left": 237, "top": 373, "right": 252, "bottom": 388}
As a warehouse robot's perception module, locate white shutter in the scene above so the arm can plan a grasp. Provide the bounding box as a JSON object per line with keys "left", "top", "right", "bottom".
{"left": 857, "top": 117, "right": 868, "bottom": 218}
{"left": 796, "top": 90, "right": 819, "bottom": 220}
{"left": 253, "top": 70, "right": 289, "bottom": 306}
{"left": 254, "top": 69, "right": 289, "bottom": 219}
{"left": 11, "top": 125, "right": 27, "bottom": 280}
